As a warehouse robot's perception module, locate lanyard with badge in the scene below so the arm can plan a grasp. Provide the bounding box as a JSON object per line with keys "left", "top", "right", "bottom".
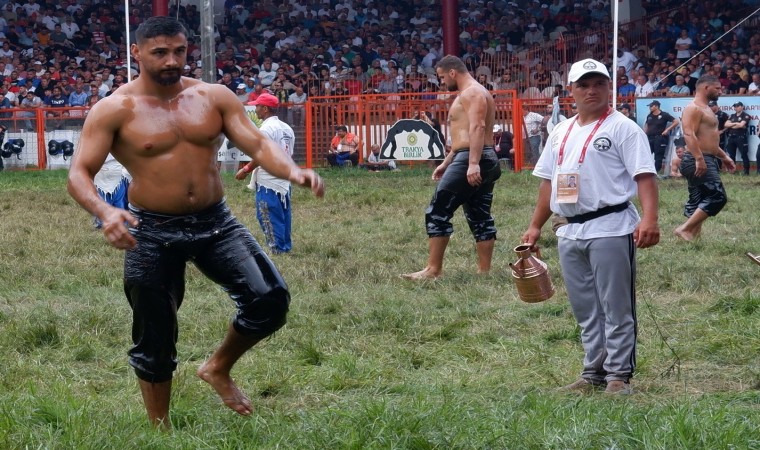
{"left": 556, "top": 108, "right": 611, "bottom": 204}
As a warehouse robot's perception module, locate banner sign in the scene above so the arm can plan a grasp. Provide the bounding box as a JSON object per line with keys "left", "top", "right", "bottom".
{"left": 380, "top": 119, "right": 445, "bottom": 160}
{"left": 635, "top": 96, "right": 759, "bottom": 161}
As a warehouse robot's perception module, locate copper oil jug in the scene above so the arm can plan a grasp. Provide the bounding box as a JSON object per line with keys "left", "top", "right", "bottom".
{"left": 510, "top": 244, "right": 555, "bottom": 303}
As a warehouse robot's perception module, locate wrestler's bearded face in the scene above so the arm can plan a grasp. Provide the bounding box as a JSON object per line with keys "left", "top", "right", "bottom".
{"left": 134, "top": 35, "right": 187, "bottom": 86}
{"left": 705, "top": 82, "right": 721, "bottom": 102}
{"left": 436, "top": 68, "right": 457, "bottom": 91}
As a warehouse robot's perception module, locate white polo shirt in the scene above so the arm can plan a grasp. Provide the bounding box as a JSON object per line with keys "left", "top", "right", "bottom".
{"left": 533, "top": 110, "right": 655, "bottom": 240}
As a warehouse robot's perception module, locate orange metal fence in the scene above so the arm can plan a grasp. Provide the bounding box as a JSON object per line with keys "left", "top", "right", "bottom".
{"left": 302, "top": 90, "right": 525, "bottom": 170}
{"left": 2, "top": 93, "right": 641, "bottom": 173}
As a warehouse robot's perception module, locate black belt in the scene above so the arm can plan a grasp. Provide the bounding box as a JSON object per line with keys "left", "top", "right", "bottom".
{"left": 566, "top": 202, "right": 630, "bottom": 224}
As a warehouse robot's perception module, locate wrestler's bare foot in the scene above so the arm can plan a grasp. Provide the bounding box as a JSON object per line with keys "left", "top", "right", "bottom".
{"left": 401, "top": 267, "right": 441, "bottom": 280}
{"left": 197, "top": 362, "right": 253, "bottom": 416}
{"left": 673, "top": 227, "right": 699, "bottom": 242}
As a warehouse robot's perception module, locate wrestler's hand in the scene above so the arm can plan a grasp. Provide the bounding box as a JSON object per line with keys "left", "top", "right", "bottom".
{"left": 521, "top": 226, "right": 541, "bottom": 249}
{"left": 234, "top": 167, "right": 249, "bottom": 180}
{"left": 633, "top": 218, "right": 660, "bottom": 249}
{"left": 467, "top": 163, "right": 482, "bottom": 186}
{"left": 101, "top": 207, "right": 138, "bottom": 250}
{"left": 432, "top": 163, "right": 448, "bottom": 181}
{"left": 693, "top": 157, "right": 707, "bottom": 177}
{"left": 290, "top": 167, "right": 325, "bottom": 198}
{"left": 722, "top": 158, "right": 736, "bottom": 173}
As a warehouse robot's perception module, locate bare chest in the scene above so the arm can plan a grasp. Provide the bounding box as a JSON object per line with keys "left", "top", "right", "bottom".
{"left": 448, "top": 98, "right": 465, "bottom": 124}
{"left": 118, "top": 95, "right": 223, "bottom": 155}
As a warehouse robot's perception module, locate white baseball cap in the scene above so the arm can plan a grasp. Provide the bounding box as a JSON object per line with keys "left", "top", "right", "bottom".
{"left": 567, "top": 58, "right": 610, "bottom": 83}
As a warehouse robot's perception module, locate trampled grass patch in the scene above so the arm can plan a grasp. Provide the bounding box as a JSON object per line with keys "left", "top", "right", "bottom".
{"left": 1, "top": 169, "right": 760, "bottom": 448}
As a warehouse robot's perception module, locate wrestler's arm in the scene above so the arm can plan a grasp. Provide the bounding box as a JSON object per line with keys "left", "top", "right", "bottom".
{"left": 431, "top": 148, "right": 456, "bottom": 181}
{"left": 217, "top": 85, "right": 324, "bottom": 197}
{"left": 67, "top": 95, "right": 138, "bottom": 249}
{"left": 463, "top": 87, "right": 487, "bottom": 185}
{"left": 681, "top": 105, "right": 707, "bottom": 177}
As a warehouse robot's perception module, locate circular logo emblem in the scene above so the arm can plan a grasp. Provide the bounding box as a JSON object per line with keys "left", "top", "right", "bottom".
{"left": 407, "top": 133, "right": 418, "bottom": 146}
{"left": 583, "top": 61, "right": 597, "bottom": 69}
{"left": 593, "top": 137, "right": 611, "bottom": 152}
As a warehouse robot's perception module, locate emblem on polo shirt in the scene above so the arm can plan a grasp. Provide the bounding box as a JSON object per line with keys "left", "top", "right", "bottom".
{"left": 593, "top": 137, "right": 611, "bottom": 152}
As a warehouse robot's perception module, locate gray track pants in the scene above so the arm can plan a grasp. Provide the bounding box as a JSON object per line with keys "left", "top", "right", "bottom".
{"left": 558, "top": 234, "right": 637, "bottom": 384}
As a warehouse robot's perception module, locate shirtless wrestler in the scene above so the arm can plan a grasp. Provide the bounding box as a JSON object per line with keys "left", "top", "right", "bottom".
{"left": 674, "top": 74, "right": 735, "bottom": 241}
{"left": 67, "top": 17, "right": 324, "bottom": 428}
{"left": 402, "top": 55, "right": 501, "bottom": 280}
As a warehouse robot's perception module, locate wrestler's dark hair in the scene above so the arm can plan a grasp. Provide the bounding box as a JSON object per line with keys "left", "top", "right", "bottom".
{"left": 135, "top": 16, "right": 187, "bottom": 43}
{"left": 436, "top": 55, "right": 467, "bottom": 73}
{"left": 696, "top": 74, "right": 719, "bottom": 86}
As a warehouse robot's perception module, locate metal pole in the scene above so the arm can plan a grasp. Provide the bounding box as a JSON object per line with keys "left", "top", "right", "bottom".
{"left": 125, "top": 0, "right": 132, "bottom": 81}
{"left": 200, "top": 0, "right": 217, "bottom": 83}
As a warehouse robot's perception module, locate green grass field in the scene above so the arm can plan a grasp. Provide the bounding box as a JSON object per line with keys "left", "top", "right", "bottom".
{"left": 0, "top": 168, "right": 759, "bottom": 449}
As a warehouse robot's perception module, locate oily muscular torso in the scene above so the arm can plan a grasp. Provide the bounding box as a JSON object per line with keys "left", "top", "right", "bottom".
{"left": 687, "top": 103, "right": 722, "bottom": 157}
{"left": 108, "top": 78, "right": 226, "bottom": 214}
{"left": 448, "top": 83, "right": 496, "bottom": 152}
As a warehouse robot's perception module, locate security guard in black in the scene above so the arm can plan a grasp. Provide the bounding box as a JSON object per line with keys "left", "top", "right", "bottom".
{"left": 725, "top": 101, "right": 752, "bottom": 174}
{"left": 644, "top": 100, "right": 678, "bottom": 173}
{"left": 708, "top": 100, "right": 729, "bottom": 149}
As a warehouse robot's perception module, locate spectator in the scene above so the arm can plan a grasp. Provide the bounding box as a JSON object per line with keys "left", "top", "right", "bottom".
{"left": 523, "top": 108, "right": 544, "bottom": 163}
{"left": 634, "top": 75, "right": 654, "bottom": 97}
{"left": 257, "top": 59, "right": 276, "bottom": 86}
{"left": 18, "top": 89, "right": 42, "bottom": 129}
{"left": 60, "top": 16, "right": 79, "bottom": 39}
{"left": 246, "top": 83, "right": 264, "bottom": 103}
{"left": 68, "top": 82, "right": 88, "bottom": 106}
{"left": 360, "top": 144, "right": 397, "bottom": 171}
{"left": 493, "top": 124, "right": 514, "bottom": 168}
{"left": 234, "top": 82, "right": 247, "bottom": 102}
{"left": 748, "top": 73, "right": 760, "bottom": 94}
{"left": 617, "top": 75, "right": 636, "bottom": 97}
{"left": 667, "top": 75, "right": 691, "bottom": 97}
{"left": 219, "top": 72, "right": 236, "bottom": 91}
{"left": 327, "top": 125, "right": 360, "bottom": 167}
{"left": 0, "top": 90, "right": 13, "bottom": 128}
{"left": 287, "top": 84, "right": 306, "bottom": 125}
{"left": 675, "top": 29, "right": 693, "bottom": 60}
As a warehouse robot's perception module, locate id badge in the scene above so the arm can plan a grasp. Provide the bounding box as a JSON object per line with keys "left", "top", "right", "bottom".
{"left": 556, "top": 172, "right": 580, "bottom": 204}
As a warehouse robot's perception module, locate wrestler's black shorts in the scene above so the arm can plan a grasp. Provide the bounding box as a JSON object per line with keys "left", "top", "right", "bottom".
{"left": 425, "top": 147, "right": 501, "bottom": 241}
{"left": 679, "top": 153, "right": 728, "bottom": 217}
{"left": 124, "top": 200, "right": 290, "bottom": 383}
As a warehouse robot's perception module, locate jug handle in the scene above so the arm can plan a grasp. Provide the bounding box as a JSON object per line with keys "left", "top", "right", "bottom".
{"left": 531, "top": 245, "right": 542, "bottom": 260}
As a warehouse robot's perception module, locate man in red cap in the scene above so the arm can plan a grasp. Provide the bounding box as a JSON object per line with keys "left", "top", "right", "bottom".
{"left": 235, "top": 93, "right": 297, "bottom": 253}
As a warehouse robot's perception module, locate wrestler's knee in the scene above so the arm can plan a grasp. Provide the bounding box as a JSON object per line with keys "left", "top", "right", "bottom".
{"left": 702, "top": 191, "right": 727, "bottom": 216}
{"left": 425, "top": 193, "right": 456, "bottom": 237}
{"left": 131, "top": 360, "right": 176, "bottom": 383}
{"left": 470, "top": 221, "right": 497, "bottom": 242}
{"left": 233, "top": 287, "right": 290, "bottom": 338}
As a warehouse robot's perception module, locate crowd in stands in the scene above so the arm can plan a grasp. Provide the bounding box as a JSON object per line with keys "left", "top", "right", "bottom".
{"left": 0, "top": 0, "right": 758, "bottom": 128}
